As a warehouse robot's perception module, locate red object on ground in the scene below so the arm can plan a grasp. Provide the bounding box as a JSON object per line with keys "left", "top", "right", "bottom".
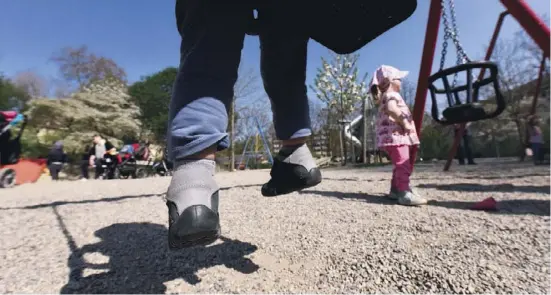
{"left": 0, "top": 111, "right": 17, "bottom": 122}
{"left": 2, "top": 158, "right": 47, "bottom": 185}
{"left": 470, "top": 197, "right": 498, "bottom": 211}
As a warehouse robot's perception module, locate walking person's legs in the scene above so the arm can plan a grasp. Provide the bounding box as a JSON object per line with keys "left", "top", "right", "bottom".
{"left": 94, "top": 158, "right": 103, "bottom": 179}
{"left": 81, "top": 160, "right": 89, "bottom": 179}
{"left": 49, "top": 163, "right": 62, "bottom": 180}
{"left": 463, "top": 134, "right": 476, "bottom": 165}
{"left": 538, "top": 144, "right": 546, "bottom": 163}
{"left": 166, "top": 0, "right": 249, "bottom": 249}
{"left": 532, "top": 142, "right": 542, "bottom": 165}
{"left": 385, "top": 145, "right": 426, "bottom": 206}
{"left": 257, "top": 3, "right": 321, "bottom": 196}
{"left": 456, "top": 141, "right": 466, "bottom": 165}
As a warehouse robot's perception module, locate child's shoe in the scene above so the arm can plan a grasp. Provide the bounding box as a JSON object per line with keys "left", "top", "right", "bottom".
{"left": 397, "top": 190, "right": 427, "bottom": 206}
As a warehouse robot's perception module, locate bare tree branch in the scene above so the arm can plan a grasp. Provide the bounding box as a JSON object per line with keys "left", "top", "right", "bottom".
{"left": 12, "top": 70, "right": 49, "bottom": 98}
{"left": 50, "top": 45, "right": 127, "bottom": 89}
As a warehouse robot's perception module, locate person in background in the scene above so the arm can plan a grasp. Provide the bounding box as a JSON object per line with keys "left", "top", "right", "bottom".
{"left": 79, "top": 145, "right": 94, "bottom": 180}
{"left": 47, "top": 141, "right": 68, "bottom": 181}
{"left": 527, "top": 116, "right": 544, "bottom": 165}
{"left": 370, "top": 65, "right": 427, "bottom": 206}
{"left": 454, "top": 123, "right": 476, "bottom": 165}
{"left": 89, "top": 134, "right": 116, "bottom": 179}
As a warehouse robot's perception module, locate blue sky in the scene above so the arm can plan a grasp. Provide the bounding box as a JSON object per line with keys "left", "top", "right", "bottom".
{"left": 1, "top": 0, "right": 549, "bottom": 109}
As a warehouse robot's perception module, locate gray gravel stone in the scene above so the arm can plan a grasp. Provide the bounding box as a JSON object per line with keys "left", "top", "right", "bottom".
{"left": 0, "top": 160, "right": 548, "bottom": 293}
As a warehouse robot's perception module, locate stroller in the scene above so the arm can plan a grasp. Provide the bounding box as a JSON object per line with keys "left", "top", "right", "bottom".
{"left": 0, "top": 111, "right": 27, "bottom": 188}
{"left": 117, "top": 142, "right": 151, "bottom": 179}
{"left": 151, "top": 146, "right": 173, "bottom": 177}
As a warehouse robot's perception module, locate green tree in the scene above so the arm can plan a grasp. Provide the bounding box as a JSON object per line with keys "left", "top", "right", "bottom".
{"left": 310, "top": 52, "right": 369, "bottom": 164}
{"left": 128, "top": 67, "right": 177, "bottom": 143}
{"left": 0, "top": 75, "right": 30, "bottom": 110}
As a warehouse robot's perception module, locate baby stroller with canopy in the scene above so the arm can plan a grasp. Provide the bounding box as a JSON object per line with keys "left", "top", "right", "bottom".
{"left": 117, "top": 142, "right": 151, "bottom": 179}
{"left": 0, "top": 111, "right": 27, "bottom": 188}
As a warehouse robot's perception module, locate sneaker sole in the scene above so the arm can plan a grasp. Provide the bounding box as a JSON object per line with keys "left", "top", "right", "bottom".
{"left": 168, "top": 228, "right": 220, "bottom": 250}
{"left": 261, "top": 178, "right": 322, "bottom": 197}
{"left": 262, "top": 168, "right": 322, "bottom": 197}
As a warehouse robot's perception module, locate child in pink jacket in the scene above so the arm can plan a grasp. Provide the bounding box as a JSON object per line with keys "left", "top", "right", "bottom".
{"left": 370, "top": 65, "right": 427, "bottom": 206}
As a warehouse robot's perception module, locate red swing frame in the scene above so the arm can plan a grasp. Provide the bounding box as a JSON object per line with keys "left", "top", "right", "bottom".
{"left": 409, "top": 0, "right": 550, "bottom": 170}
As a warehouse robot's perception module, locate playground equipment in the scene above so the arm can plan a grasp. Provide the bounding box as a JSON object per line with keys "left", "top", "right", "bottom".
{"left": 303, "top": 0, "right": 418, "bottom": 54}
{"left": 238, "top": 117, "right": 273, "bottom": 170}
{"left": 343, "top": 116, "right": 363, "bottom": 150}
{"left": 410, "top": 0, "right": 550, "bottom": 171}
{"left": 0, "top": 111, "right": 46, "bottom": 188}
{"left": 342, "top": 110, "right": 390, "bottom": 164}
{"left": 428, "top": 1, "right": 506, "bottom": 126}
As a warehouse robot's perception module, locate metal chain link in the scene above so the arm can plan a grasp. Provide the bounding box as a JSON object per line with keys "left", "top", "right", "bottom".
{"left": 448, "top": 0, "right": 470, "bottom": 64}
{"left": 439, "top": 0, "right": 472, "bottom": 86}
{"left": 438, "top": 0, "right": 450, "bottom": 71}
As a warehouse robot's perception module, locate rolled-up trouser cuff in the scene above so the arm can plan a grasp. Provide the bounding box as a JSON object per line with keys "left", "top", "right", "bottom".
{"left": 169, "top": 97, "right": 229, "bottom": 161}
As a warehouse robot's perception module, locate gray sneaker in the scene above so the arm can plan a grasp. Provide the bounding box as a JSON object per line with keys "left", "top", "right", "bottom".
{"left": 397, "top": 190, "right": 427, "bottom": 206}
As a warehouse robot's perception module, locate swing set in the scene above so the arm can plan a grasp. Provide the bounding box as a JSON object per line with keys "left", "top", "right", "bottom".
{"left": 304, "top": 0, "right": 547, "bottom": 170}
{"left": 408, "top": 0, "right": 550, "bottom": 170}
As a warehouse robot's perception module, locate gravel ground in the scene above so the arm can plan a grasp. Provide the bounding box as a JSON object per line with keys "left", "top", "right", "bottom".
{"left": 0, "top": 159, "right": 549, "bottom": 294}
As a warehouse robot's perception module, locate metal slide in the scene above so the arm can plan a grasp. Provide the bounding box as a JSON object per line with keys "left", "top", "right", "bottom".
{"left": 343, "top": 115, "right": 364, "bottom": 148}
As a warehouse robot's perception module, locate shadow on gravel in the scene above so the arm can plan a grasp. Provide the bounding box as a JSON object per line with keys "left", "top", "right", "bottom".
{"left": 459, "top": 173, "right": 550, "bottom": 180}
{"left": 298, "top": 190, "right": 395, "bottom": 205}
{"left": 0, "top": 193, "right": 163, "bottom": 210}
{"left": 418, "top": 183, "right": 551, "bottom": 194}
{"left": 300, "top": 189, "right": 550, "bottom": 216}
{"left": 53, "top": 208, "right": 259, "bottom": 294}
{"left": 427, "top": 199, "right": 551, "bottom": 216}
{"left": 323, "top": 172, "right": 549, "bottom": 183}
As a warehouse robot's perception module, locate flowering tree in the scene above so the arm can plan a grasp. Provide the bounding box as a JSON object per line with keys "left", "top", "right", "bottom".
{"left": 310, "top": 52, "right": 369, "bottom": 164}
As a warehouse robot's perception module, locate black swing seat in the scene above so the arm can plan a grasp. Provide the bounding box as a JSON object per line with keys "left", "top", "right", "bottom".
{"left": 246, "top": 0, "right": 418, "bottom": 54}
{"left": 428, "top": 61, "right": 506, "bottom": 125}
{"left": 301, "top": 0, "right": 418, "bottom": 54}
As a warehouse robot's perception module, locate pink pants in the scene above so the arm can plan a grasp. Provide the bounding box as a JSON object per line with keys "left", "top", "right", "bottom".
{"left": 384, "top": 145, "right": 412, "bottom": 192}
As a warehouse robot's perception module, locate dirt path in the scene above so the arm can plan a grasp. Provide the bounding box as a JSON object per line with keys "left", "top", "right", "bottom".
{"left": 0, "top": 160, "right": 549, "bottom": 293}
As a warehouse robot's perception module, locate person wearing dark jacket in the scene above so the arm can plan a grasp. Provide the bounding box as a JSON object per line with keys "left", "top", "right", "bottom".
{"left": 454, "top": 123, "right": 476, "bottom": 165}
{"left": 47, "top": 141, "right": 68, "bottom": 180}
{"left": 80, "top": 145, "right": 94, "bottom": 180}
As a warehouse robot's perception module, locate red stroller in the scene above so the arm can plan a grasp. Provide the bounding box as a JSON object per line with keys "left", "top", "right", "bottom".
{"left": 0, "top": 111, "right": 45, "bottom": 188}
{"left": 117, "top": 142, "right": 151, "bottom": 179}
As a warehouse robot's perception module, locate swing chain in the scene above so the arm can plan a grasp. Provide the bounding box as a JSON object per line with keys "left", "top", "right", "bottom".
{"left": 439, "top": 0, "right": 472, "bottom": 86}
{"left": 447, "top": 0, "right": 470, "bottom": 64}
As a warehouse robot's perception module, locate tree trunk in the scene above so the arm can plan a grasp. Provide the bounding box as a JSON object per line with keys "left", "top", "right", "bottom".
{"left": 229, "top": 100, "right": 236, "bottom": 172}
{"left": 339, "top": 127, "right": 346, "bottom": 165}
{"left": 362, "top": 99, "right": 368, "bottom": 164}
